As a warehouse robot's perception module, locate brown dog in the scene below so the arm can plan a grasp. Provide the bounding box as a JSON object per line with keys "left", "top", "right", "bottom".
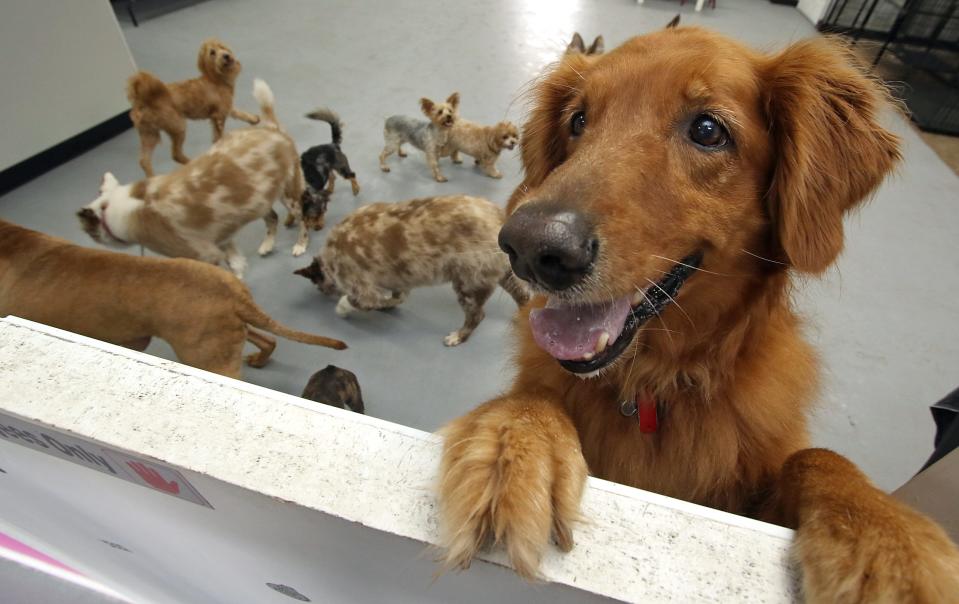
{"left": 436, "top": 24, "right": 959, "bottom": 600}
{"left": 126, "top": 38, "right": 259, "bottom": 177}
{"left": 301, "top": 365, "right": 365, "bottom": 414}
{"left": 0, "top": 221, "right": 345, "bottom": 379}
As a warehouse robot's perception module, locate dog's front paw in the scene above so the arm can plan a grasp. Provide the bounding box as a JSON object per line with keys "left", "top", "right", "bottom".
{"left": 291, "top": 243, "right": 307, "bottom": 257}
{"left": 380, "top": 166, "right": 391, "bottom": 173}
{"left": 438, "top": 396, "right": 587, "bottom": 579}
{"left": 443, "top": 332, "right": 463, "bottom": 347}
{"left": 257, "top": 241, "right": 275, "bottom": 256}
{"left": 335, "top": 296, "right": 354, "bottom": 318}
{"left": 783, "top": 449, "right": 959, "bottom": 603}
{"left": 435, "top": 175, "right": 448, "bottom": 183}
{"left": 251, "top": 116, "right": 260, "bottom": 125}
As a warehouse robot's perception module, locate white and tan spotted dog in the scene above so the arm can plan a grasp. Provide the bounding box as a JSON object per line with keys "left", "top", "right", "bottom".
{"left": 294, "top": 195, "right": 530, "bottom": 346}
{"left": 78, "top": 79, "right": 309, "bottom": 279}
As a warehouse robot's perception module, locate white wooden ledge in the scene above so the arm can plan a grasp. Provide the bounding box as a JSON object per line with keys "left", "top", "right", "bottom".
{"left": 0, "top": 317, "right": 798, "bottom": 603}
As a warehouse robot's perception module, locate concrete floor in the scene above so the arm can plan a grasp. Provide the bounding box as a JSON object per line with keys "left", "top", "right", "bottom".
{"left": 1, "top": 0, "right": 957, "bottom": 492}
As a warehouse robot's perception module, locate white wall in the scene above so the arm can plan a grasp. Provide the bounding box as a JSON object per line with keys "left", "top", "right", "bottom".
{"left": 797, "top": 0, "right": 831, "bottom": 24}
{"left": 0, "top": 2, "right": 136, "bottom": 171}
{"left": 0, "top": 317, "right": 798, "bottom": 603}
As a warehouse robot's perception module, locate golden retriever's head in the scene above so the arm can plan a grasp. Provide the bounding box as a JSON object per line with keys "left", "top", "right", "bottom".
{"left": 501, "top": 26, "right": 900, "bottom": 375}
{"left": 420, "top": 93, "right": 459, "bottom": 128}
{"left": 197, "top": 38, "right": 241, "bottom": 82}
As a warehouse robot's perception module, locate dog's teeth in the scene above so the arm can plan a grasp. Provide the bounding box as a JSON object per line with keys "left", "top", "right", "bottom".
{"left": 596, "top": 331, "right": 609, "bottom": 353}
{"left": 632, "top": 291, "right": 644, "bottom": 306}
{"left": 582, "top": 352, "right": 594, "bottom": 361}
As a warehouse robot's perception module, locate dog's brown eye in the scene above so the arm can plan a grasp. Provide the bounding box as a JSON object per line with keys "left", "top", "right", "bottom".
{"left": 570, "top": 111, "right": 586, "bottom": 137}
{"left": 689, "top": 115, "right": 729, "bottom": 148}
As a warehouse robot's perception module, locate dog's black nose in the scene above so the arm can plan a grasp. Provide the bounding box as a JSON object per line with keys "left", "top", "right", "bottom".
{"left": 498, "top": 202, "right": 598, "bottom": 291}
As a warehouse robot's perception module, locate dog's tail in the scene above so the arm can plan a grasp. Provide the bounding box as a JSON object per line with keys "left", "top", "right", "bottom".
{"left": 252, "top": 78, "right": 283, "bottom": 131}
{"left": 235, "top": 284, "right": 347, "bottom": 350}
{"left": 305, "top": 108, "right": 344, "bottom": 146}
{"left": 125, "top": 71, "right": 169, "bottom": 107}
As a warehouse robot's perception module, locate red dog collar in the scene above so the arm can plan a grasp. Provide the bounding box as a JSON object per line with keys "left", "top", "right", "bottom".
{"left": 620, "top": 390, "right": 659, "bottom": 433}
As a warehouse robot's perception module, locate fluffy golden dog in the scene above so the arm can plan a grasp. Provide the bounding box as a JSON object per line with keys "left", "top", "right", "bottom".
{"left": 437, "top": 24, "right": 959, "bottom": 601}
{"left": 80, "top": 80, "right": 310, "bottom": 278}
{"left": 0, "top": 221, "right": 345, "bottom": 379}
{"left": 126, "top": 38, "right": 259, "bottom": 176}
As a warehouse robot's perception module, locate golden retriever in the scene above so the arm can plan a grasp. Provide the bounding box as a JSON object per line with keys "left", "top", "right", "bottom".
{"left": 436, "top": 24, "right": 959, "bottom": 601}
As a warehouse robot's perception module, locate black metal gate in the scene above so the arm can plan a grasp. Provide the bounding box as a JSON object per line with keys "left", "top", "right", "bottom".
{"left": 820, "top": 0, "right": 959, "bottom": 135}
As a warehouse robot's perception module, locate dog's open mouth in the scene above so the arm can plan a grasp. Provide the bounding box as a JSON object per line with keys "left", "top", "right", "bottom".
{"left": 528, "top": 251, "right": 703, "bottom": 374}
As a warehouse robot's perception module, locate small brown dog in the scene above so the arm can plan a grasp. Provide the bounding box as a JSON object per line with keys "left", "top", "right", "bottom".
{"left": 301, "top": 365, "right": 364, "bottom": 414}
{"left": 440, "top": 117, "right": 519, "bottom": 179}
{"left": 295, "top": 195, "right": 529, "bottom": 346}
{"left": 80, "top": 80, "right": 311, "bottom": 278}
{"left": 0, "top": 220, "right": 345, "bottom": 379}
{"left": 379, "top": 93, "right": 459, "bottom": 182}
{"left": 126, "top": 38, "right": 259, "bottom": 177}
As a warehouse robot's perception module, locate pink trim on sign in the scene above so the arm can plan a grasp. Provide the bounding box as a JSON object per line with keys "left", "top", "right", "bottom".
{"left": 0, "top": 531, "right": 80, "bottom": 575}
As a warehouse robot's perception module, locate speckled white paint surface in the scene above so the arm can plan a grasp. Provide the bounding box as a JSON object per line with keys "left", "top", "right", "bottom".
{"left": 0, "top": 317, "right": 798, "bottom": 602}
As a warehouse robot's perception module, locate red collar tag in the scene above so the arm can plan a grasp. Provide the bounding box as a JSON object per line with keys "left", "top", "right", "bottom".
{"left": 637, "top": 391, "right": 658, "bottom": 433}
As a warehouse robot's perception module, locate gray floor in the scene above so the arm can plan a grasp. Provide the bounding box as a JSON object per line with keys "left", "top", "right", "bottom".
{"left": 1, "top": 0, "right": 957, "bottom": 492}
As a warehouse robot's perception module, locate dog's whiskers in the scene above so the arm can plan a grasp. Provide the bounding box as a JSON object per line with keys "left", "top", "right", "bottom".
{"left": 740, "top": 248, "right": 787, "bottom": 265}
{"left": 650, "top": 254, "right": 730, "bottom": 277}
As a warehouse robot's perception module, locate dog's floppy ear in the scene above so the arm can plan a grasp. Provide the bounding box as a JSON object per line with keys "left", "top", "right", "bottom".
{"left": 420, "top": 97, "right": 435, "bottom": 117}
{"left": 762, "top": 39, "right": 901, "bottom": 274}
{"left": 588, "top": 35, "right": 604, "bottom": 54}
{"left": 446, "top": 92, "right": 460, "bottom": 110}
{"left": 666, "top": 14, "right": 681, "bottom": 29}
{"left": 567, "top": 32, "right": 586, "bottom": 54}
{"left": 100, "top": 172, "right": 118, "bottom": 194}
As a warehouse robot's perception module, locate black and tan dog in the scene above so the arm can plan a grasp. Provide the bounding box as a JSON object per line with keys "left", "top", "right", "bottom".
{"left": 288, "top": 108, "right": 361, "bottom": 233}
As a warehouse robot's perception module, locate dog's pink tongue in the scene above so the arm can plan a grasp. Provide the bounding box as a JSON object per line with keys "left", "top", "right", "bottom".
{"left": 529, "top": 296, "right": 631, "bottom": 361}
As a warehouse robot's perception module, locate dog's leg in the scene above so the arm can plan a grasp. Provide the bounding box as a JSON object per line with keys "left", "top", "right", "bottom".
{"left": 438, "top": 390, "right": 587, "bottom": 578}
{"left": 427, "top": 150, "right": 448, "bottom": 183}
{"left": 379, "top": 145, "right": 396, "bottom": 172}
{"left": 222, "top": 240, "right": 247, "bottom": 279}
{"left": 211, "top": 117, "right": 226, "bottom": 142}
{"left": 258, "top": 209, "right": 278, "bottom": 256}
{"left": 137, "top": 127, "right": 160, "bottom": 177}
{"left": 451, "top": 149, "right": 463, "bottom": 164}
{"left": 335, "top": 295, "right": 357, "bottom": 317}
{"left": 479, "top": 158, "right": 503, "bottom": 179}
{"left": 244, "top": 327, "right": 276, "bottom": 368}
{"left": 168, "top": 123, "right": 190, "bottom": 165}
{"left": 348, "top": 176, "right": 360, "bottom": 196}
{"left": 445, "top": 282, "right": 493, "bottom": 346}
{"left": 292, "top": 222, "right": 309, "bottom": 257}
{"left": 170, "top": 326, "right": 245, "bottom": 379}
{"left": 192, "top": 242, "right": 228, "bottom": 268}
{"left": 325, "top": 172, "right": 336, "bottom": 194}
{"left": 230, "top": 107, "right": 260, "bottom": 125}
{"left": 773, "top": 448, "right": 959, "bottom": 602}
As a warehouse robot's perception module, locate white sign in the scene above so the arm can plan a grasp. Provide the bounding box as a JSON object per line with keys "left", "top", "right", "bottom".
{"left": 0, "top": 411, "right": 211, "bottom": 508}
